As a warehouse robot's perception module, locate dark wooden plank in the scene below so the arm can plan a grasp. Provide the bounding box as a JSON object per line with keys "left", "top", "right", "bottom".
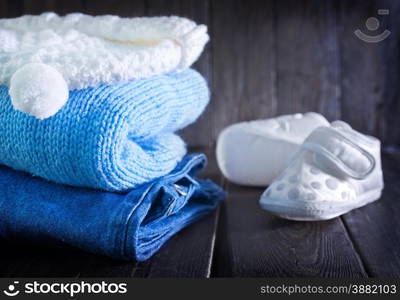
{"left": 83, "top": 0, "right": 145, "bottom": 17}
{"left": 146, "top": 0, "right": 213, "bottom": 148}
{"left": 145, "top": 0, "right": 211, "bottom": 81}
{"left": 379, "top": 0, "right": 400, "bottom": 147}
{"left": 276, "top": 0, "right": 341, "bottom": 121}
{"left": 212, "top": 183, "right": 368, "bottom": 277}
{"left": 22, "top": 0, "right": 83, "bottom": 15}
{"left": 211, "top": 0, "right": 277, "bottom": 145}
{"left": 0, "top": 196, "right": 220, "bottom": 278}
{"left": 341, "top": 153, "right": 400, "bottom": 277}
{"left": 0, "top": 0, "right": 83, "bottom": 275}
{"left": 0, "top": 0, "right": 7, "bottom": 17}
{"left": 0, "top": 147, "right": 221, "bottom": 278}
{"left": 146, "top": 0, "right": 209, "bottom": 27}
{"left": 0, "top": 0, "right": 23, "bottom": 17}
{"left": 0, "top": 242, "right": 94, "bottom": 277}
{"left": 78, "top": 147, "right": 222, "bottom": 278}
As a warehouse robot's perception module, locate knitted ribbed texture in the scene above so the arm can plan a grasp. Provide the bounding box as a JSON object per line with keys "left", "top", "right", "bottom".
{"left": 0, "top": 69, "right": 209, "bottom": 191}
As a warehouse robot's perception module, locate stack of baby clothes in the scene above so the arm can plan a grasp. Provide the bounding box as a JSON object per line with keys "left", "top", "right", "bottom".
{"left": 0, "top": 13, "right": 225, "bottom": 261}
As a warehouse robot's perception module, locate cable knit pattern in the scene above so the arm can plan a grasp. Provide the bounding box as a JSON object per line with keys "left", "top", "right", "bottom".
{"left": 0, "top": 69, "right": 209, "bottom": 191}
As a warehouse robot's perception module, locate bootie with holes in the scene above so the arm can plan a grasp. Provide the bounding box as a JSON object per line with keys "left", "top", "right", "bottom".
{"left": 259, "top": 121, "right": 384, "bottom": 221}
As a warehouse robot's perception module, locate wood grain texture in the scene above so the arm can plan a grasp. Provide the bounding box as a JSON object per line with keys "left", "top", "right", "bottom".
{"left": 21, "top": 0, "right": 83, "bottom": 15}
{"left": 0, "top": 0, "right": 399, "bottom": 147}
{"left": 84, "top": 0, "right": 145, "bottom": 17}
{"left": 0, "top": 0, "right": 6, "bottom": 17}
{"left": 22, "top": 0, "right": 55, "bottom": 14}
{"left": 276, "top": 0, "right": 342, "bottom": 121}
{"left": 212, "top": 183, "right": 368, "bottom": 277}
{"left": 0, "top": 0, "right": 23, "bottom": 17}
{"left": 77, "top": 147, "right": 223, "bottom": 278}
{"left": 211, "top": 0, "right": 277, "bottom": 145}
{"left": 0, "top": 197, "right": 220, "bottom": 278}
{"left": 77, "top": 209, "right": 219, "bottom": 278}
{"left": 0, "top": 0, "right": 400, "bottom": 278}
{"left": 341, "top": 154, "right": 400, "bottom": 277}
{"left": 0, "top": 147, "right": 222, "bottom": 278}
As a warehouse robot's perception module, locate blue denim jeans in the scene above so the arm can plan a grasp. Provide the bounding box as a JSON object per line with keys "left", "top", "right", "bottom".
{"left": 0, "top": 154, "right": 225, "bottom": 261}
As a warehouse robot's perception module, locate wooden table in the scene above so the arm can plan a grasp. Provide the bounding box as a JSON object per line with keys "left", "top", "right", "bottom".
{"left": 1, "top": 151, "right": 399, "bottom": 278}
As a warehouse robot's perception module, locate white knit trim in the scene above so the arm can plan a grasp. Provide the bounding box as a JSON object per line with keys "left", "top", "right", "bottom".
{"left": 0, "top": 12, "right": 209, "bottom": 89}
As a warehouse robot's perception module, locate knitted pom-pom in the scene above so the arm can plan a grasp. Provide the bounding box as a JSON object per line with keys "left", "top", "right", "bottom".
{"left": 9, "top": 63, "right": 68, "bottom": 120}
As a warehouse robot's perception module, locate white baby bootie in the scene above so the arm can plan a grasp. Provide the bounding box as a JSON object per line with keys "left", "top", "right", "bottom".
{"left": 259, "top": 121, "right": 384, "bottom": 221}
{"left": 216, "top": 112, "right": 329, "bottom": 186}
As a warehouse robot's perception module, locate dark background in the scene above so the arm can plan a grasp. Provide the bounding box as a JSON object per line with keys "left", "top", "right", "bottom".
{"left": 1, "top": 0, "right": 399, "bottom": 150}
{"left": 2, "top": 0, "right": 400, "bottom": 278}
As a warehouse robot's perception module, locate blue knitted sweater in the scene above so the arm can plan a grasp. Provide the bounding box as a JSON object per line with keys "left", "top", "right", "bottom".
{"left": 0, "top": 69, "right": 209, "bottom": 191}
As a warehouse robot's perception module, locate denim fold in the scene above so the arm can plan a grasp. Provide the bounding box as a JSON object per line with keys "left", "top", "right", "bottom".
{"left": 0, "top": 69, "right": 209, "bottom": 191}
